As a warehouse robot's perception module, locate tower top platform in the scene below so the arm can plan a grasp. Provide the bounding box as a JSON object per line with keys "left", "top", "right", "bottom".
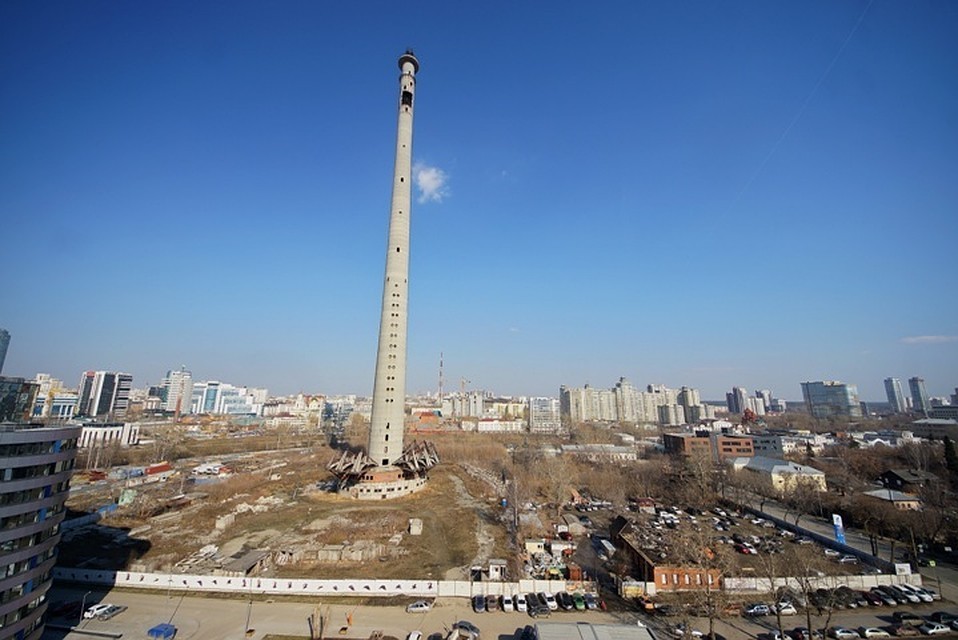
{"left": 399, "top": 50, "right": 419, "bottom": 73}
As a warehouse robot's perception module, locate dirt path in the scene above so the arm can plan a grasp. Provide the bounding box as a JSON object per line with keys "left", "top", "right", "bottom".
{"left": 443, "top": 474, "right": 496, "bottom": 580}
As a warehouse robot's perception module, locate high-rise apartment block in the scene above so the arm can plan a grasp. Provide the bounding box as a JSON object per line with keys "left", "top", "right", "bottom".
{"left": 0, "top": 423, "right": 81, "bottom": 640}
{"left": 528, "top": 397, "right": 562, "bottom": 434}
{"left": 76, "top": 371, "right": 132, "bottom": 419}
{"left": 908, "top": 376, "right": 930, "bottom": 416}
{"left": 0, "top": 329, "right": 9, "bottom": 375}
{"left": 801, "top": 380, "right": 862, "bottom": 419}
{"left": 561, "top": 378, "right": 711, "bottom": 426}
{"left": 884, "top": 377, "right": 907, "bottom": 413}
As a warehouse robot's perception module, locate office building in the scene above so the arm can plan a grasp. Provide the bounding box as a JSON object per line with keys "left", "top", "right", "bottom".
{"left": 0, "top": 423, "right": 81, "bottom": 640}
{"left": 909, "top": 377, "right": 930, "bottom": 416}
{"left": 884, "top": 377, "right": 907, "bottom": 414}
{"left": 162, "top": 367, "right": 193, "bottom": 415}
{"left": 0, "top": 377, "right": 40, "bottom": 423}
{"left": 800, "top": 380, "right": 862, "bottom": 419}
{"left": 76, "top": 371, "right": 133, "bottom": 419}
{"left": 0, "top": 329, "right": 9, "bottom": 375}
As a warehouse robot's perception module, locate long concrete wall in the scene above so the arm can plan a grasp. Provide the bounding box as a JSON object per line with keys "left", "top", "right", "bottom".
{"left": 53, "top": 568, "right": 575, "bottom": 599}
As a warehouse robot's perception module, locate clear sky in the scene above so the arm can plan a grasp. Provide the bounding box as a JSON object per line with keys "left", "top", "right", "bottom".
{"left": 2, "top": 1, "right": 956, "bottom": 402}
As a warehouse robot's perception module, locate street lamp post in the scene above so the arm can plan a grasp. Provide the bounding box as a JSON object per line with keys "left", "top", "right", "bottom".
{"left": 79, "top": 590, "right": 92, "bottom": 625}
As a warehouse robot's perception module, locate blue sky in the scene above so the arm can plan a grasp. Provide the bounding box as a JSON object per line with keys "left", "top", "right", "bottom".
{"left": 2, "top": 1, "right": 956, "bottom": 402}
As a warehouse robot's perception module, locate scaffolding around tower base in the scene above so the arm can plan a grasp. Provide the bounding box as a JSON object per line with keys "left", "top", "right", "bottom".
{"left": 327, "top": 440, "right": 439, "bottom": 500}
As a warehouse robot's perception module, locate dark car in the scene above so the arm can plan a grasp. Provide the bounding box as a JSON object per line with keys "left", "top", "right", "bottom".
{"left": 472, "top": 595, "right": 486, "bottom": 613}
{"left": 556, "top": 592, "right": 574, "bottom": 611}
{"left": 892, "top": 612, "right": 923, "bottom": 626}
{"left": 927, "top": 613, "right": 958, "bottom": 625}
{"left": 519, "top": 626, "right": 536, "bottom": 640}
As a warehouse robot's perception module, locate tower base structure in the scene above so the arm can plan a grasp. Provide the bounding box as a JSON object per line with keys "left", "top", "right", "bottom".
{"left": 327, "top": 440, "right": 439, "bottom": 500}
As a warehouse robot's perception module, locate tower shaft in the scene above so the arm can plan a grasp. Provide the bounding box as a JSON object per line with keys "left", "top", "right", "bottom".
{"left": 368, "top": 52, "right": 419, "bottom": 467}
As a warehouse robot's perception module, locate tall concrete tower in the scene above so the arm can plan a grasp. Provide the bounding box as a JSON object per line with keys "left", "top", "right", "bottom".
{"left": 367, "top": 50, "right": 419, "bottom": 467}
{"left": 327, "top": 51, "right": 437, "bottom": 499}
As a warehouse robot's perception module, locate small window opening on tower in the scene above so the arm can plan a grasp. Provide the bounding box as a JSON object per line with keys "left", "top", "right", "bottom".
{"left": 401, "top": 91, "right": 413, "bottom": 107}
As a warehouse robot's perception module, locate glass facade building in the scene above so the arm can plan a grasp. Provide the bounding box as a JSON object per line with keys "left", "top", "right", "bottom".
{"left": 0, "top": 424, "right": 80, "bottom": 640}
{"left": 884, "top": 377, "right": 906, "bottom": 414}
{"left": 800, "top": 380, "right": 862, "bottom": 419}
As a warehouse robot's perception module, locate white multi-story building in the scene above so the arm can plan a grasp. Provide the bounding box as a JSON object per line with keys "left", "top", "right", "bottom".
{"left": 529, "top": 396, "right": 562, "bottom": 434}
{"left": 562, "top": 378, "right": 709, "bottom": 427}
{"left": 191, "top": 381, "right": 265, "bottom": 416}
{"left": 163, "top": 367, "right": 193, "bottom": 415}
{"left": 77, "top": 422, "right": 140, "bottom": 448}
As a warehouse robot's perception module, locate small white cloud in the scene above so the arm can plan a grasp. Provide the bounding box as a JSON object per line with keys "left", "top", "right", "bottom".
{"left": 509, "top": 327, "right": 520, "bottom": 333}
{"left": 901, "top": 335, "right": 958, "bottom": 345}
{"left": 413, "top": 162, "right": 449, "bottom": 204}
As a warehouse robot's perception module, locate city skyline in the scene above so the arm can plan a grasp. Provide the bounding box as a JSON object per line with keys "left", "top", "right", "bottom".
{"left": 3, "top": 2, "right": 956, "bottom": 401}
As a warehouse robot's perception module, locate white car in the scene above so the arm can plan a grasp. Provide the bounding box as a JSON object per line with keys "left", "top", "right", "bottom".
{"left": 83, "top": 603, "right": 112, "bottom": 619}
{"left": 515, "top": 593, "right": 528, "bottom": 612}
{"left": 776, "top": 602, "right": 798, "bottom": 615}
{"left": 829, "top": 627, "right": 860, "bottom": 640}
{"left": 406, "top": 600, "right": 431, "bottom": 613}
{"left": 857, "top": 628, "right": 891, "bottom": 639}
{"left": 542, "top": 593, "right": 558, "bottom": 611}
{"left": 898, "top": 584, "right": 933, "bottom": 603}
{"left": 408, "top": 632, "right": 423, "bottom": 640}
{"left": 502, "top": 594, "right": 515, "bottom": 612}
{"left": 918, "top": 623, "right": 950, "bottom": 636}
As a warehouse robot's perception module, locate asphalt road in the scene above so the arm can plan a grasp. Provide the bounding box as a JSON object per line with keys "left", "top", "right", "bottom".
{"left": 42, "top": 585, "right": 630, "bottom": 640}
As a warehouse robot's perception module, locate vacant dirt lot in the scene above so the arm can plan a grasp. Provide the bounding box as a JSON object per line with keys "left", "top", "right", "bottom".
{"left": 62, "top": 447, "right": 516, "bottom": 581}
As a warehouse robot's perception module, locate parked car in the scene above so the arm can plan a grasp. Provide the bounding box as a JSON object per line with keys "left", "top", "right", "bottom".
{"left": 861, "top": 591, "right": 886, "bottom": 607}
{"left": 572, "top": 593, "right": 586, "bottom": 611}
{"left": 857, "top": 628, "right": 891, "bottom": 639}
{"left": 583, "top": 593, "right": 598, "bottom": 610}
{"left": 824, "top": 549, "right": 841, "bottom": 557}
{"left": 515, "top": 593, "right": 528, "bottom": 613}
{"left": 472, "top": 595, "right": 486, "bottom": 613}
{"left": 898, "top": 585, "right": 932, "bottom": 603}
{"left": 454, "top": 621, "right": 481, "bottom": 637}
{"left": 556, "top": 592, "right": 574, "bottom": 611}
{"left": 406, "top": 600, "right": 432, "bottom": 613}
{"left": 485, "top": 595, "right": 500, "bottom": 612}
{"left": 96, "top": 605, "right": 127, "bottom": 621}
{"left": 829, "top": 627, "right": 860, "bottom": 640}
{"left": 926, "top": 613, "right": 957, "bottom": 625}
{"left": 83, "top": 604, "right": 113, "bottom": 620}
{"left": 877, "top": 586, "right": 909, "bottom": 605}
{"left": 917, "top": 624, "right": 949, "bottom": 636}
{"left": 791, "top": 628, "right": 824, "bottom": 640}
{"left": 520, "top": 626, "right": 536, "bottom": 640}
{"left": 890, "top": 586, "right": 921, "bottom": 604}
{"left": 870, "top": 588, "right": 898, "bottom": 606}
{"left": 889, "top": 625, "right": 920, "bottom": 637}
{"left": 776, "top": 602, "right": 798, "bottom": 616}
{"left": 893, "top": 612, "right": 924, "bottom": 627}
{"left": 745, "top": 603, "right": 772, "bottom": 617}
{"left": 838, "top": 555, "right": 860, "bottom": 565}
{"left": 541, "top": 593, "right": 558, "bottom": 611}
{"left": 408, "top": 632, "right": 423, "bottom": 640}
{"left": 501, "top": 594, "right": 514, "bottom": 612}
{"left": 528, "top": 600, "right": 550, "bottom": 618}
